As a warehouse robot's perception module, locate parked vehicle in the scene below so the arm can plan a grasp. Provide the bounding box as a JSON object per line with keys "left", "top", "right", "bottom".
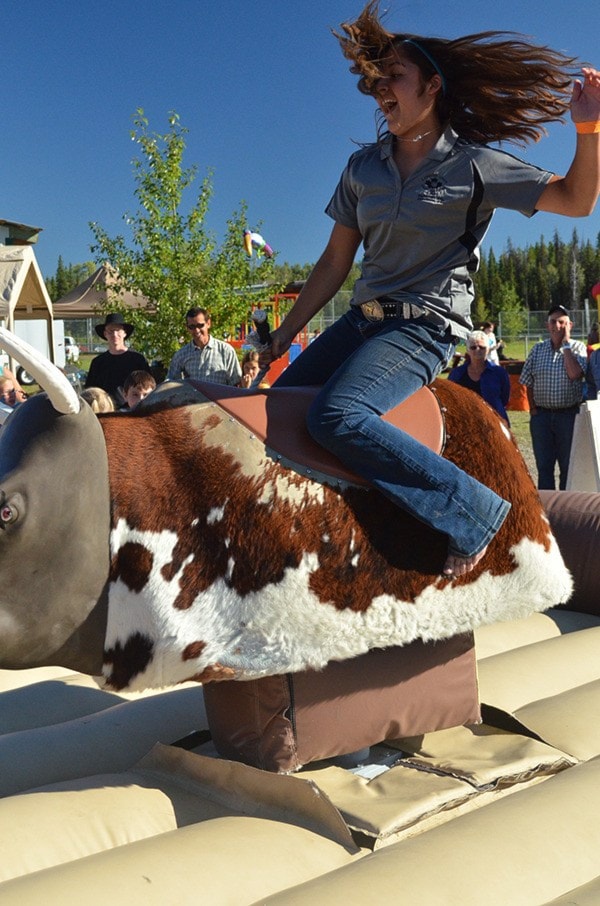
{"left": 64, "top": 336, "right": 80, "bottom": 363}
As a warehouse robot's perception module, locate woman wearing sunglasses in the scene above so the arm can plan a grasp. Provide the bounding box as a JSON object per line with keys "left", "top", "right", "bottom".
{"left": 448, "top": 331, "right": 511, "bottom": 425}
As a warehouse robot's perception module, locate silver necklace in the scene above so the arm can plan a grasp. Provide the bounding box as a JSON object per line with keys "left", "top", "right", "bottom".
{"left": 395, "top": 129, "right": 435, "bottom": 143}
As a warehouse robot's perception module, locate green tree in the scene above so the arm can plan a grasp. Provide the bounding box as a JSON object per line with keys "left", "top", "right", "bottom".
{"left": 470, "top": 295, "right": 489, "bottom": 328}
{"left": 202, "top": 205, "right": 281, "bottom": 336}
{"left": 89, "top": 110, "right": 278, "bottom": 365}
{"left": 270, "top": 261, "right": 314, "bottom": 286}
{"left": 498, "top": 284, "right": 528, "bottom": 340}
{"left": 45, "top": 257, "right": 95, "bottom": 301}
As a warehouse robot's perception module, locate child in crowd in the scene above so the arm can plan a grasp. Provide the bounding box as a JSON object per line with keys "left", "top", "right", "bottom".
{"left": 121, "top": 370, "right": 156, "bottom": 409}
{"left": 81, "top": 387, "right": 116, "bottom": 413}
{"left": 239, "top": 350, "right": 270, "bottom": 388}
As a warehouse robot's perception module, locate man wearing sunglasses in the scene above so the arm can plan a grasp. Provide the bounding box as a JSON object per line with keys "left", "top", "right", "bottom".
{"left": 166, "top": 307, "right": 242, "bottom": 386}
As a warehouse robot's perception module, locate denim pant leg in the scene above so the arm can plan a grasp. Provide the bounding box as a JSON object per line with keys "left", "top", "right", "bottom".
{"left": 298, "top": 314, "right": 510, "bottom": 558}
{"left": 530, "top": 410, "right": 557, "bottom": 490}
{"left": 555, "top": 409, "right": 577, "bottom": 490}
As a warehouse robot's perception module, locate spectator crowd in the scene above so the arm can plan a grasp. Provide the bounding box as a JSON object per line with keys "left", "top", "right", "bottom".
{"left": 4, "top": 304, "right": 600, "bottom": 498}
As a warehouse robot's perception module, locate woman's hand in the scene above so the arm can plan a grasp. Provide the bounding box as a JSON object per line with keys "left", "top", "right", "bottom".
{"left": 571, "top": 67, "right": 600, "bottom": 123}
{"left": 258, "top": 326, "right": 294, "bottom": 369}
{"left": 537, "top": 66, "right": 600, "bottom": 217}
{"left": 257, "top": 223, "right": 361, "bottom": 372}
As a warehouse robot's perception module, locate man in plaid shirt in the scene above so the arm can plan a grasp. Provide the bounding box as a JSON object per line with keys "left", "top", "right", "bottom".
{"left": 520, "top": 305, "right": 587, "bottom": 489}
{"left": 166, "top": 307, "right": 242, "bottom": 386}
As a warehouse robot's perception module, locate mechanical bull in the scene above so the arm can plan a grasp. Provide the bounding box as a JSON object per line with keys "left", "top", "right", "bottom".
{"left": 0, "top": 328, "right": 572, "bottom": 691}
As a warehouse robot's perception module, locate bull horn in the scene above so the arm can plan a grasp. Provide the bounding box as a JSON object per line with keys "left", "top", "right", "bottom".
{"left": 0, "top": 327, "right": 80, "bottom": 415}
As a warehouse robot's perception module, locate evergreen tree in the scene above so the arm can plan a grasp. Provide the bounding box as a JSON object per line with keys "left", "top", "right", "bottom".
{"left": 45, "top": 258, "right": 95, "bottom": 301}
{"left": 496, "top": 284, "right": 527, "bottom": 340}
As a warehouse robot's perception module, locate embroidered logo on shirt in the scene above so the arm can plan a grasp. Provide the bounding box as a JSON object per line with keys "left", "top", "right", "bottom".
{"left": 418, "top": 175, "right": 446, "bottom": 205}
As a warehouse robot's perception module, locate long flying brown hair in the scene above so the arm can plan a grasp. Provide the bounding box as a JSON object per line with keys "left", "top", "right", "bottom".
{"left": 335, "top": 0, "right": 579, "bottom": 145}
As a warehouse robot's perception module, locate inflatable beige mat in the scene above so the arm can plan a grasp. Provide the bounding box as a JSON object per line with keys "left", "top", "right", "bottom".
{"left": 474, "top": 607, "right": 600, "bottom": 660}
{"left": 0, "top": 672, "right": 133, "bottom": 733}
{"left": 478, "top": 626, "right": 600, "bottom": 761}
{"left": 0, "top": 685, "right": 207, "bottom": 797}
{"left": 0, "top": 721, "right": 573, "bottom": 867}
{"left": 0, "top": 744, "right": 361, "bottom": 903}
{"left": 0, "top": 722, "right": 582, "bottom": 898}
{"left": 0, "top": 665, "right": 202, "bottom": 697}
{"left": 255, "top": 757, "right": 600, "bottom": 906}
{"left": 0, "top": 668, "right": 202, "bottom": 735}
{"left": 0, "top": 665, "right": 80, "bottom": 689}
{"left": 543, "top": 877, "right": 600, "bottom": 904}
{"left": 297, "top": 722, "right": 574, "bottom": 848}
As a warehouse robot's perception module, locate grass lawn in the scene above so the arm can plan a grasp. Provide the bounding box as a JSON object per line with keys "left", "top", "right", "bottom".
{"left": 507, "top": 409, "right": 536, "bottom": 481}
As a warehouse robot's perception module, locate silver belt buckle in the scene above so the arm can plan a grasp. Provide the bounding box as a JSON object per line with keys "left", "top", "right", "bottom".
{"left": 360, "top": 299, "right": 385, "bottom": 322}
{"left": 405, "top": 302, "right": 425, "bottom": 319}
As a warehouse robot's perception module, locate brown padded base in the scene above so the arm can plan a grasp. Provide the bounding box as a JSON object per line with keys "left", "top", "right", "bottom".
{"left": 194, "top": 383, "right": 445, "bottom": 486}
{"left": 203, "top": 634, "right": 478, "bottom": 773}
{"left": 538, "top": 490, "right": 600, "bottom": 616}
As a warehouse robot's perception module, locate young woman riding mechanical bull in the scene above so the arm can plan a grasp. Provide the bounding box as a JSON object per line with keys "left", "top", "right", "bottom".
{"left": 260, "top": 0, "right": 600, "bottom": 579}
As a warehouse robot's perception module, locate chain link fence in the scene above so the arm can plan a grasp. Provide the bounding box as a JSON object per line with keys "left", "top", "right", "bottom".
{"left": 304, "top": 291, "right": 353, "bottom": 333}
{"left": 298, "top": 293, "right": 600, "bottom": 358}
{"left": 499, "top": 308, "right": 598, "bottom": 356}
{"left": 310, "top": 299, "right": 596, "bottom": 338}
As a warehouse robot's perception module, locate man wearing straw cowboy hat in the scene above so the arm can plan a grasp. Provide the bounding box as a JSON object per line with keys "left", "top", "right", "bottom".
{"left": 85, "top": 313, "right": 150, "bottom": 406}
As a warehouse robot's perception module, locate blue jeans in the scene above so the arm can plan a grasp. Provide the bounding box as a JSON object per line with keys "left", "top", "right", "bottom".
{"left": 274, "top": 307, "right": 511, "bottom": 557}
{"left": 530, "top": 407, "right": 578, "bottom": 490}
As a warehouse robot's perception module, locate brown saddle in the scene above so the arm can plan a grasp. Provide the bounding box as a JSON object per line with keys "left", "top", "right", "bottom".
{"left": 194, "top": 382, "right": 445, "bottom": 486}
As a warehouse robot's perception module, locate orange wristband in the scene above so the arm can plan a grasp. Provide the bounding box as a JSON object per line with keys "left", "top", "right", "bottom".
{"left": 575, "top": 121, "right": 600, "bottom": 134}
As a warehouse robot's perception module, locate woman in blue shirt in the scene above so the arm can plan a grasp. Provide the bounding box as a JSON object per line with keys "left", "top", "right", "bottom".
{"left": 448, "top": 332, "right": 511, "bottom": 425}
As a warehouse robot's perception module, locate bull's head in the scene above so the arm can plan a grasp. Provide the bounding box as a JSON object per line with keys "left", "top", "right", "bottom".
{"left": 0, "top": 328, "right": 109, "bottom": 673}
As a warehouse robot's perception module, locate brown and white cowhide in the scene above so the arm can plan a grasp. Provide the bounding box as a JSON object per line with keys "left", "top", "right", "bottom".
{"left": 101, "top": 379, "right": 571, "bottom": 690}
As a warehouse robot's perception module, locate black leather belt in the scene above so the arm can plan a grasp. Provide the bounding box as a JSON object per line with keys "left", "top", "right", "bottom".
{"left": 536, "top": 405, "right": 580, "bottom": 412}
{"left": 357, "top": 297, "right": 425, "bottom": 322}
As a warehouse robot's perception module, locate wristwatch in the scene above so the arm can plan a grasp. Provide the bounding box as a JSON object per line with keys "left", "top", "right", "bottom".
{"left": 562, "top": 342, "right": 572, "bottom": 350}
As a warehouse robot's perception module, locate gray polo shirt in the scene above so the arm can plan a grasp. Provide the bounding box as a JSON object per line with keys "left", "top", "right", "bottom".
{"left": 326, "top": 127, "right": 553, "bottom": 339}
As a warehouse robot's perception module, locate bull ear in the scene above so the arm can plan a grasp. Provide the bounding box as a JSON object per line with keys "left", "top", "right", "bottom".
{"left": 0, "top": 327, "right": 80, "bottom": 415}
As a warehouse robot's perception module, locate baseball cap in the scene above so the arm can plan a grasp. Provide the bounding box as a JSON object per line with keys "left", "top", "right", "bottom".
{"left": 547, "top": 304, "right": 570, "bottom": 319}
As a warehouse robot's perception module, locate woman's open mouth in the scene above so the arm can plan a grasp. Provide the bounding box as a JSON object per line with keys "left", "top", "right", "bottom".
{"left": 379, "top": 98, "right": 398, "bottom": 118}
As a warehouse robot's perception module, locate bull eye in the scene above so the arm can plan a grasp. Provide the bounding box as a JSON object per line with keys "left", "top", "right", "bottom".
{"left": 0, "top": 504, "right": 18, "bottom": 525}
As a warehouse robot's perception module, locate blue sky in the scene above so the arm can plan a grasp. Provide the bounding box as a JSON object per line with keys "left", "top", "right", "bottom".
{"left": 4, "top": 0, "right": 599, "bottom": 281}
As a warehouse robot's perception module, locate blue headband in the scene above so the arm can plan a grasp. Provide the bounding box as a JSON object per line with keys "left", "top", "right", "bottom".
{"left": 403, "top": 39, "right": 447, "bottom": 95}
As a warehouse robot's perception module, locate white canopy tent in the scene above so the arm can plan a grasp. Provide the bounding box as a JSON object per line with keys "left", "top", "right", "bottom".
{"left": 0, "top": 245, "right": 56, "bottom": 368}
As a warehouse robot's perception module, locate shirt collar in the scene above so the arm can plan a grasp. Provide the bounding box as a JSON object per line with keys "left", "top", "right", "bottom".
{"left": 191, "top": 335, "right": 214, "bottom": 351}
{"left": 379, "top": 125, "right": 458, "bottom": 162}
